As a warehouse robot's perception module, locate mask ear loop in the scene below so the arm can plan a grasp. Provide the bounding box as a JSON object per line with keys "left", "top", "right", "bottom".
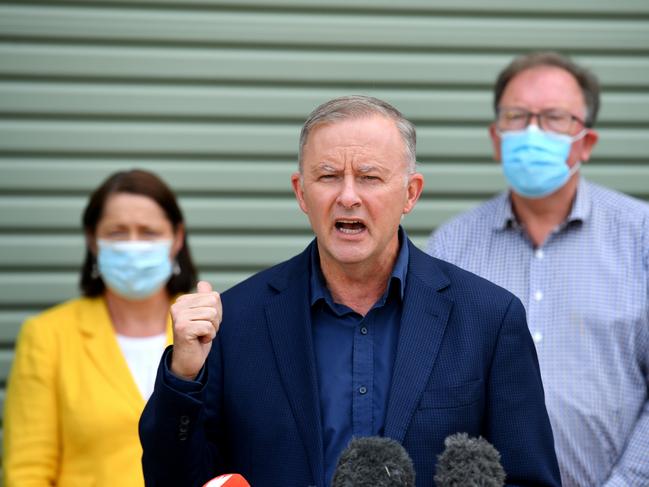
{"left": 566, "top": 128, "right": 589, "bottom": 178}
{"left": 568, "top": 160, "right": 582, "bottom": 177}
{"left": 570, "top": 128, "right": 588, "bottom": 142}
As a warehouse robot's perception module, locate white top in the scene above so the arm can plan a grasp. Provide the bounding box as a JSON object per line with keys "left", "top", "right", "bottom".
{"left": 116, "top": 333, "right": 167, "bottom": 401}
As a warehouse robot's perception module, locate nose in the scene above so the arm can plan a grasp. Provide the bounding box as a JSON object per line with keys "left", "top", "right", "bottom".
{"left": 336, "top": 175, "right": 361, "bottom": 209}
{"left": 527, "top": 112, "right": 542, "bottom": 129}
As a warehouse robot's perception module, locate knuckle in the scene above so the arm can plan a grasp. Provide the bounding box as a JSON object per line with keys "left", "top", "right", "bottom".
{"left": 208, "top": 322, "right": 219, "bottom": 337}
{"left": 207, "top": 307, "right": 218, "bottom": 321}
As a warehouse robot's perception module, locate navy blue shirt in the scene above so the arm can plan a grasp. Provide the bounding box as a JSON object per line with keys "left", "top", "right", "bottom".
{"left": 310, "top": 229, "right": 408, "bottom": 486}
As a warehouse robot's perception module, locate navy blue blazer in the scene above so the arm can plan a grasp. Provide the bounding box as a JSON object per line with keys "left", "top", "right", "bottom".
{"left": 140, "top": 240, "right": 561, "bottom": 487}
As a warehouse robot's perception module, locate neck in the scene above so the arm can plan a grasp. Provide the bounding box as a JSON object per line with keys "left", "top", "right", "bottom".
{"left": 319, "top": 240, "right": 399, "bottom": 316}
{"left": 104, "top": 289, "right": 170, "bottom": 337}
{"left": 511, "top": 175, "right": 579, "bottom": 247}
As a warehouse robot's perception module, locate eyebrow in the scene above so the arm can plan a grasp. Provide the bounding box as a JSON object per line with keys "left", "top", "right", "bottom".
{"left": 316, "top": 163, "right": 338, "bottom": 172}
{"left": 312, "top": 162, "right": 387, "bottom": 174}
{"left": 356, "top": 164, "right": 381, "bottom": 173}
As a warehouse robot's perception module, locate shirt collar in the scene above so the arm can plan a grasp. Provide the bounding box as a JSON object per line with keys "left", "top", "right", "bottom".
{"left": 494, "top": 177, "right": 593, "bottom": 231}
{"left": 567, "top": 178, "right": 592, "bottom": 223}
{"left": 309, "top": 226, "right": 410, "bottom": 308}
{"left": 492, "top": 192, "right": 517, "bottom": 231}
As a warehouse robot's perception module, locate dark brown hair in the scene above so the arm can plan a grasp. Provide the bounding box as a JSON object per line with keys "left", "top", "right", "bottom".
{"left": 493, "top": 51, "right": 600, "bottom": 127}
{"left": 80, "top": 169, "right": 197, "bottom": 296}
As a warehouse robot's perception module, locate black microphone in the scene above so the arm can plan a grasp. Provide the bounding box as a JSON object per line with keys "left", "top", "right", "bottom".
{"left": 434, "top": 433, "right": 506, "bottom": 487}
{"left": 331, "top": 436, "right": 416, "bottom": 487}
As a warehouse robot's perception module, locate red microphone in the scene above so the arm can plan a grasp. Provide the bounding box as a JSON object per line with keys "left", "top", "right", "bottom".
{"left": 202, "top": 473, "right": 250, "bottom": 487}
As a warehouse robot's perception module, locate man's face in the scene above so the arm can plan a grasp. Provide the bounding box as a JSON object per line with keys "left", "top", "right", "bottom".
{"left": 490, "top": 66, "right": 598, "bottom": 168}
{"left": 292, "top": 115, "right": 423, "bottom": 271}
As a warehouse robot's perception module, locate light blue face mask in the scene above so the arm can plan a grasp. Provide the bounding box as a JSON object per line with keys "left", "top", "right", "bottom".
{"left": 97, "top": 239, "right": 173, "bottom": 300}
{"left": 501, "top": 125, "right": 584, "bottom": 199}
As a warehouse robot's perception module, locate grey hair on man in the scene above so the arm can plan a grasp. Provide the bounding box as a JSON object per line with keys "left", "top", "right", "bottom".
{"left": 298, "top": 95, "right": 417, "bottom": 175}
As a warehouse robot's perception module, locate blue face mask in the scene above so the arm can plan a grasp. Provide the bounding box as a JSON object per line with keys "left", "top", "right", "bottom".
{"left": 501, "top": 125, "right": 583, "bottom": 198}
{"left": 97, "top": 239, "right": 173, "bottom": 300}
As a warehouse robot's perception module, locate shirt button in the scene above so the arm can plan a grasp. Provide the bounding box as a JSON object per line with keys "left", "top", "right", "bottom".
{"left": 535, "top": 249, "right": 544, "bottom": 259}
{"left": 532, "top": 331, "right": 543, "bottom": 343}
{"left": 534, "top": 290, "right": 543, "bottom": 301}
{"left": 359, "top": 386, "right": 367, "bottom": 395}
{"left": 360, "top": 327, "right": 368, "bottom": 335}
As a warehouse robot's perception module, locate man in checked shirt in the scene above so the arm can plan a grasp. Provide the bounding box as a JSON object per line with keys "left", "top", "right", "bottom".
{"left": 428, "top": 51, "right": 649, "bottom": 486}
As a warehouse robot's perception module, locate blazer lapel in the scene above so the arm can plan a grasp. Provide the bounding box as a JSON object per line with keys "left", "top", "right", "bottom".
{"left": 79, "top": 297, "right": 145, "bottom": 414}
{"left": 384, "top": 243, "right": 453, "bottom": 442}
{"left": 264, "top": 247, "right": 325, "bottom": 486}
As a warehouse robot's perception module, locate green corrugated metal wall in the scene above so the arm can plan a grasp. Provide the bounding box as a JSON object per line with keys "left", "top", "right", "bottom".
{"left": 0, "top": 0, "right": 648, "bottom": 443}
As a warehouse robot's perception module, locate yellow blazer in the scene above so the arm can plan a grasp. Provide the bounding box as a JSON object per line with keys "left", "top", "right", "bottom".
{"left": 3, "top": 297, "right": 172, "bottom": 487}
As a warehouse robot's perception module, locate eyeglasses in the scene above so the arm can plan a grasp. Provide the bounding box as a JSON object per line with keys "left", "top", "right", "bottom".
{"left": 496, "top": 107, "right": 586, "bottom": 135}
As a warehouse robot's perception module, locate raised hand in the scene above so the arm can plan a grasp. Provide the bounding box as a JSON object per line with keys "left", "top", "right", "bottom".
{"left": 169, "top": 281, "right": 222, "bottom": 380}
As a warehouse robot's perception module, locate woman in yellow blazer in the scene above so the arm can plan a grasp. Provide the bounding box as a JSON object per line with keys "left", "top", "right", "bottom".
{"left": 4, "top": 169, "right": 198, "bottom": 487}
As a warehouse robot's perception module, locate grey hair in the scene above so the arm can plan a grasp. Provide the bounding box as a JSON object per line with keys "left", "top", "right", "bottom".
{"left": 298, "top": 95, "right": 417, "bottom": 174}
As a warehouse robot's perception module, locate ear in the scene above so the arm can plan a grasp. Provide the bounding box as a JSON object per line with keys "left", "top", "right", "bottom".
{"left": 488, "top": 123, "right": 502, "bottom": 162}
{"left": 578, "top": 128, "right": 599, "bottom": 163}
{"left": 402, "top": 172, "right": 424, "bottom": 215}
{"left": 291, "top": 172, "right": 309, "bottom": 214}
{"left": 171, "top": 223, "right": 185, "bottom": 258}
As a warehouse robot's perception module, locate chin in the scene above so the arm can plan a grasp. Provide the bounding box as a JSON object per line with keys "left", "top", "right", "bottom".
{"left": 328, "top": 247, "right": 373, "bottom": 266}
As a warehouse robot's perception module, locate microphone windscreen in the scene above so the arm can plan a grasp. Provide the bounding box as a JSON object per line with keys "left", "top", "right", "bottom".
{"left": 434, "top": 433, "right": 506, "bottom": 487}
{"left": 202, "top": 473, "right": 250, "bottom": 487}
{"left": 331, "top": 436, "right": 415, "bottom": 487}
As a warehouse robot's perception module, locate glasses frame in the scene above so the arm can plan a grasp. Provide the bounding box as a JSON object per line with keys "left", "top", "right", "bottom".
{"left": 495, "top": 107, "right": 587, "bottom": 135}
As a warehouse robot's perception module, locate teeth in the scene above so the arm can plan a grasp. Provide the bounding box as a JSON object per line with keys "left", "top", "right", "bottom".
{"left": 338, "top": 226, "right": 363, "bottom": 234}
{"left": 335, "top": 219, "right": 365, "bottom": 235}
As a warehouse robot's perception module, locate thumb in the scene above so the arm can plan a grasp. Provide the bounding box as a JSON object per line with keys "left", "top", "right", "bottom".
{"left": 196, "top": 280, "right": 213, "bottom": 294}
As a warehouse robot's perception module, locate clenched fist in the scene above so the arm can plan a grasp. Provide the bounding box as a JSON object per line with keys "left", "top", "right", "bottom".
{"left": 170, "top": 281, "right": 222, "bottom": 380}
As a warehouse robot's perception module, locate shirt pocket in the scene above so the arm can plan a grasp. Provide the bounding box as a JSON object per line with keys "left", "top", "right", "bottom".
{"left": 417, "top": 379, "right": 483, "bottom": 410}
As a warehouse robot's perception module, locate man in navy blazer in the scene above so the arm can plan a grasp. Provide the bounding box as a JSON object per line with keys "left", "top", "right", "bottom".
{"left": 140, "top": 96, "right": 561, "bottom": 487}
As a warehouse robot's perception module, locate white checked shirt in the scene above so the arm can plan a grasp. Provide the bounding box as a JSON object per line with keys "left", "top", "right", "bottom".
{"left": 427, "top": 179, "right": 649, "bottom": 487}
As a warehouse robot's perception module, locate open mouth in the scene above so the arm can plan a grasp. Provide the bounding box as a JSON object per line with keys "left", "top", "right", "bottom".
{"left": 335, "top": 219, "right": 366, "bottom": 234}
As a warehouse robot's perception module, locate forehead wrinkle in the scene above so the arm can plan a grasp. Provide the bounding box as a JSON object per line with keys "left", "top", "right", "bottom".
{"left": 323, "top": 143, "right": 374, "bottom": 160}
{"left": 311, "top": 150, "right": 382, "bottom": 172}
